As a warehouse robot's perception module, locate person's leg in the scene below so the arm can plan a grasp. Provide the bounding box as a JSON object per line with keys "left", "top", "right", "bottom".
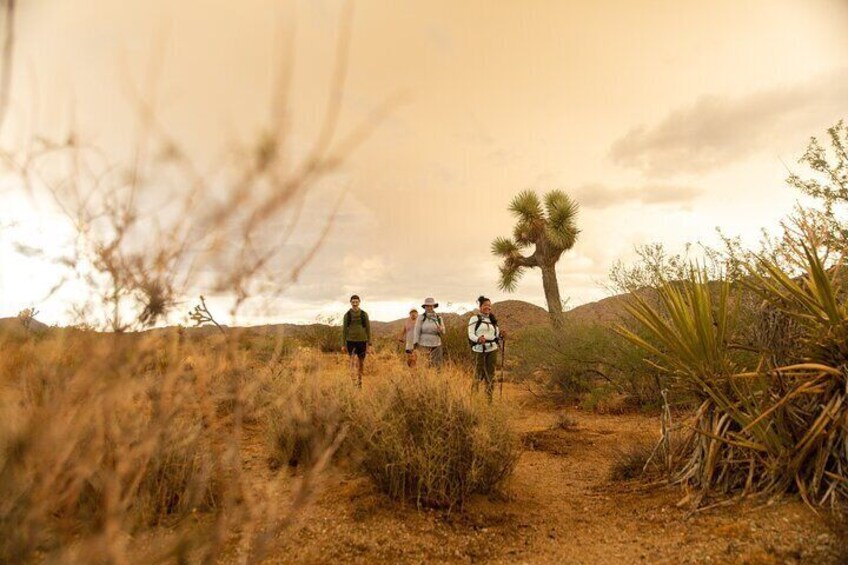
{"left": 356, "top": 352, "right": 365, "bottom": 388}
{"left": 431, "top": 346, "right": 443, "bottom": 370}
{"left": 473, "top": 351, "right": 484, "bottom": 393}
{"left": 484, "top": 350, "right": 497, "bottom": 401}
{"left": 423, "top": 346, "right": 434, "bottom": 368}
{"left": 347, "top": 341, "right": 358, "bottom": 381}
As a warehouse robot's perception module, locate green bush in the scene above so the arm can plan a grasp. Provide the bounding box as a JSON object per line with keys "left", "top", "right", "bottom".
{"left": 514, "top": 321, "right": 665, "bottom": 408}
{"left": 440, "top": 320, "right": 474, "bottom": 369}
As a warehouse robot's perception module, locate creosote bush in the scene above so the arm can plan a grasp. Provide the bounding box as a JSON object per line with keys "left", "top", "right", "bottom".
{"left": 354, "top": 367, "right": 519, "bottom": 510}
{"left": 261, "top": 357, "right": 520, "bottom": 511}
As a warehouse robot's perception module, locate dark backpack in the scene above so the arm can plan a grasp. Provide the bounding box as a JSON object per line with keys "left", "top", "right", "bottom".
{"left": 468, "top": 313, "right": 498, "bottom": 348}
{"left": 344, "top": 310, "right": 367, "bottom": 328}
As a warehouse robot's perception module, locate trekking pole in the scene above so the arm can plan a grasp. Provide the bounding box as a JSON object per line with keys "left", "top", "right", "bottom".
{"left": 499, "top": 337, "right": 506, "bottom": 400}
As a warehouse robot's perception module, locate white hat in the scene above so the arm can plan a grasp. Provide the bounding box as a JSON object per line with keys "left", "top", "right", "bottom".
{"left": 421, "top": 297, "right": 439, "bottom": 308}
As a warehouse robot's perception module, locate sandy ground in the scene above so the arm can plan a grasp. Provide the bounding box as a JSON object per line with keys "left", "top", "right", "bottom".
{"left": 229, "top": 383, "right": 845, "bottom": 564}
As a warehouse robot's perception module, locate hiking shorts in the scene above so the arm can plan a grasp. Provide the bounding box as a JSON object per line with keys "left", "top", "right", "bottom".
{"left": 346, "top": 341, "right": 368, "bottom": 358}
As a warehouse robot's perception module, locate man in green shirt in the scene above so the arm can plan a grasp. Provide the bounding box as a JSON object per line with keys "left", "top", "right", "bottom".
{"left": 342, "top": 294, "right": 371, "bottom": 387}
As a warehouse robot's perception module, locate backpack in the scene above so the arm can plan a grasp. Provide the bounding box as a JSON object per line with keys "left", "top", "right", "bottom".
{"left": 468, "top": 313, "right": 498, "bottom": 347}
{"left": 344, "top": 310, "right": 367, "bottom": 328}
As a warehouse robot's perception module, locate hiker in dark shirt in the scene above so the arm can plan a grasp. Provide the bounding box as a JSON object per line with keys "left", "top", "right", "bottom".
{"left": 342, "top": 294, "right": 371, "bottom": 387}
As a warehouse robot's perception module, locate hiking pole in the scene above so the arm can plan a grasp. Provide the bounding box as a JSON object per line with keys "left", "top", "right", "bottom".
{"left": 499, "top": 337, "right": 506, "bottom": 400}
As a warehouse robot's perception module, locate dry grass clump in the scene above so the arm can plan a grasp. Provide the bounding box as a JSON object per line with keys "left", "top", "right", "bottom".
{"left": 354, "top": 367, "right": 519, "bottom": 510}
{"left": 265, "top": 371, "right": 355, "bottom": 470}
{"left": 0, "top": 330, "right": 342, "bottom": 563}
{"left": 0, "top": 335, "right": 221, "bottom": 561}
{"left": 609, "top": 440, "right": 664, "bottom": 482}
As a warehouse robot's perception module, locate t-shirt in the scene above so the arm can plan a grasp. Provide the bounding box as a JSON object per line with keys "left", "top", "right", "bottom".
{"left": 342, "top": 309, "right": 371, "bottom": 344}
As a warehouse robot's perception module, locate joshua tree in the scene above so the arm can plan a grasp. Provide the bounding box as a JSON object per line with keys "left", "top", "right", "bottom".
{"left": 492, "top": 189, "right": 579, "bottom": 326}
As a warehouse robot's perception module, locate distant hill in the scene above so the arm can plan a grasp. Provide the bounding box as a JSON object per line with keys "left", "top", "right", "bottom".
{"left": 1, "top": 294, "right": 643, "bottom": 339}
{"left": 0, "top": 317, "right": 49, "bottom": 336}
{"left": 564, "top": 288, "right": 657, "bottom": 327}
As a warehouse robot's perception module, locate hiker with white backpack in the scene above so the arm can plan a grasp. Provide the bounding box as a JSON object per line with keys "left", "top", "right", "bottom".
{"left": 468, "top": 296, "right": 507, "bottom": 401}
{"left": 413, "top": 297, "right": 446, "bottom": 369}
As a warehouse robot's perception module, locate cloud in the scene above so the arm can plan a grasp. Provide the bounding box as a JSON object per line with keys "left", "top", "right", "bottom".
{"left": 609, "top": 69, "right": 848, "bottom": 175}
{"left": 572, "top": 183, "right": 702, "bottom": 209}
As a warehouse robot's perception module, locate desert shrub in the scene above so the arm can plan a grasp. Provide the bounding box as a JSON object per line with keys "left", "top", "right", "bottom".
{"left": 235, "top": 331, "right": 296, "bottom": 364}
{"left": 514, "top": 321, "right": 666, "bottom": 408}
{"left": 354, "top": 369, "right": 518, "bottom": 510}
{"left": 301, "top": 315, "right": 342, "bottom": 353}
{"left": 0, "top": 330, "right": 328, "bottom": 563}
{"left": 265, "top": 375, "right": 356, "bottom": 470}
{"left": 609, "top": 440, "right": 661, "bottom": 481}
{"left": 553, "top": 411, "right": 577, "bottom": 431}
{"left": 439, "top": 320, "right": 475, "bottom": 369}
{"left": 620, "top": 236, "right": 848, "bottom": 509}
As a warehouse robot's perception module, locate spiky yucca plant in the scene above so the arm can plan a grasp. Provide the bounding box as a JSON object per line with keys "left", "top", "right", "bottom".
{"left": 492, "top": 190, "right": 579, "bottom": 325}
{"left": 618, "top": 239, "right": 848, "bottom": 509}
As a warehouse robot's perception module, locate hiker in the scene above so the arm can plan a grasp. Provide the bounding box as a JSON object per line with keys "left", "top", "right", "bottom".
{"left": 468, "top": 296, "right": 506, "bottom": 401}
{"left": 398, "top": 308, "right": 419, "bottom": 368}
{"left": 413, "top": 297, "right": 446, "bottom": 369}
{"left": 341, "top": 294, "right": 371, "bottom": 387}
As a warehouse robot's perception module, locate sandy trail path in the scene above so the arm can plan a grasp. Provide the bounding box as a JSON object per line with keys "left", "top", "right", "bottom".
{"left": 235, "top": 383, "right": 842, "bottom": 564}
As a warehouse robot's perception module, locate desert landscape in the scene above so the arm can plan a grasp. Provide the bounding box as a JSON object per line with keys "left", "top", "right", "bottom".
{"left": 3, "top": 1, "right": 848, "bottom": 563}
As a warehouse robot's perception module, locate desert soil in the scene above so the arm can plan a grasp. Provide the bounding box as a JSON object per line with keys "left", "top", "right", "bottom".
{"left": 230, "top": 383, "right": 844, "bottom": 564}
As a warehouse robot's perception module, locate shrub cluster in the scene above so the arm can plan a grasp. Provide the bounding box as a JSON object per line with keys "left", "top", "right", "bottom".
{"left": 263, "top": 362, "right": 519, "bottom": 511}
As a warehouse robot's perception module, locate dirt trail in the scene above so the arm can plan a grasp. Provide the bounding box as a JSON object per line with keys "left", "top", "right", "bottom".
{"left": 242, "top": 384, "right": 843, "bottom": 564}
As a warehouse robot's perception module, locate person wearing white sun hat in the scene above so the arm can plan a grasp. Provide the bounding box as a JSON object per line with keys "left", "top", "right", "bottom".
{"left": 413, "top": 297, "right": 446, "bottom": 369}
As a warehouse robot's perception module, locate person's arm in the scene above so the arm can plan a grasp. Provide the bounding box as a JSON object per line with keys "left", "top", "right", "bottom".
{"left": 341, "top": 312, "right": 349, "bottom": 349}
{"left": 468, "top": 316, "right": 481, "bottom": 344}
{"left": 437, "top": 315, "right": 446, "bottom": 334}
{"left": 413, "top": 315, "right": 422, "bottom": 347}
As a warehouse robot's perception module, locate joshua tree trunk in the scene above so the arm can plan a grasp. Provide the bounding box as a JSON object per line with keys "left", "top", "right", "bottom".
{"left": 541, "top": 264, "right": 564, "bottom": 327}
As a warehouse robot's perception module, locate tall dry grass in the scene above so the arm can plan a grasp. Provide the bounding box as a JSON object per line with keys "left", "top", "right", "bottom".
{"left": 263, "top": 353, "right": 520, "bottom": 512}
{"left": 0, "top": 329, "right": 346, "bottom": 563}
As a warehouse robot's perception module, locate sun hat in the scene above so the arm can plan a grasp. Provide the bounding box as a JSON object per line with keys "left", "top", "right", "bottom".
{"left": 421, "top": 297, "right": 439, "bottom": 308}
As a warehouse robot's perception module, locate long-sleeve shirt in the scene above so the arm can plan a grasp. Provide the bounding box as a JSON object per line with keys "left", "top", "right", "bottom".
{"left": 342, "top": 309, "right": 371, "bottom": 344}
{"left": 413, "top": 312, "right": 444, "bottom": 348}
{"left": 468, "top": 312, "right": 500, "bottom": 353}
{"left": 400, "top": 318, "right": 416, "bottom": 350}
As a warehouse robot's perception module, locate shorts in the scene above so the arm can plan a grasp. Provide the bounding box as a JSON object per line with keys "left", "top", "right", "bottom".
{"left": 346, "top": 341, "right": 368, "bottom": 358}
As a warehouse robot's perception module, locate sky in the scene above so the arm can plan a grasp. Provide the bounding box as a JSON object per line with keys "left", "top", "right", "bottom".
{"left": 1, "top": 0, "right": 848, "bottom": 325}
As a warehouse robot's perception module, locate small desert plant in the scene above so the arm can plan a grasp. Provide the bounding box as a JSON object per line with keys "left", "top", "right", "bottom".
{"left": 609, "top": 440, "right": 660, "bottom": 481}
{"left": 553, "top": 411, "right": 577, "bottom": 431}
{"left": 354, "top": 368, "right": 519, "bottom": 510}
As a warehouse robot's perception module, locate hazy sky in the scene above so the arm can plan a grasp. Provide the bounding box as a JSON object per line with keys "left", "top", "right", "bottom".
{"left": 2, "top": 0, "right": 848, "bottom": 325}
